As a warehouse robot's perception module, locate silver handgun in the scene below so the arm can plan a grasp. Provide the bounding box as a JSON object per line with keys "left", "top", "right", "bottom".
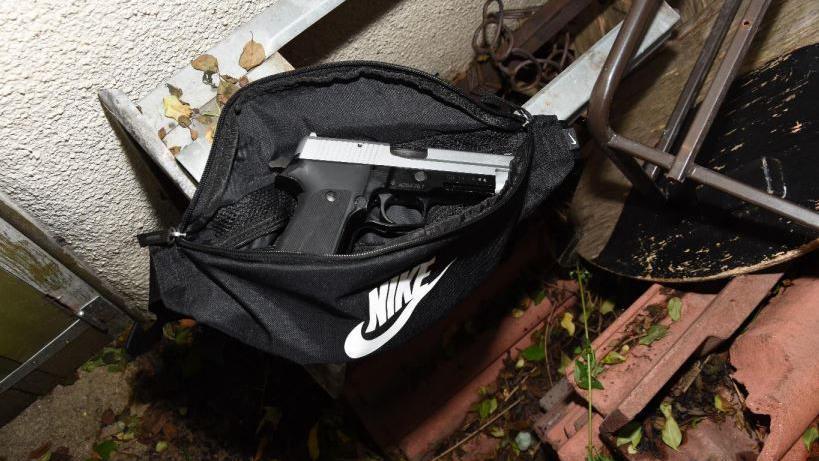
{"left": 275, "top": 134, "right": 512, "bottom": 254}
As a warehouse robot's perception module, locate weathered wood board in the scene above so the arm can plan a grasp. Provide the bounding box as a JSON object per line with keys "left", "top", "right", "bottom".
{"left": 570, "top": 0, "right": 819, "bottom": 282}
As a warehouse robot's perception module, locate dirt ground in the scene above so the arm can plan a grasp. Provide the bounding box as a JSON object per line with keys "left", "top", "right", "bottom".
{"left": 0, "top": 326, "right": 382, "bottom": 461}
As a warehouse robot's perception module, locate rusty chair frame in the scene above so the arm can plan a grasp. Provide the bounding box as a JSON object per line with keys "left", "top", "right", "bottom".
{"left": 587, "top": 0, "right": 819, "bottom": 231}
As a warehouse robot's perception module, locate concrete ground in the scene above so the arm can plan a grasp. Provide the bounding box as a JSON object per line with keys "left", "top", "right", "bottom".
{"left": 0, "top": 366, "right": 136, "bottom": 460}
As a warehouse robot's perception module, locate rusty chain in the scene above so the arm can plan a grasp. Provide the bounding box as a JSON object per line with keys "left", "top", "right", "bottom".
{"left": 469, "top": 0, "right": 576, "bottom": 94}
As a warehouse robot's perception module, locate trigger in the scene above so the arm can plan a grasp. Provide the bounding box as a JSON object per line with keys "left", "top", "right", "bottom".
{"left": 378, "top": 193, "right": 395, "bottom": 224}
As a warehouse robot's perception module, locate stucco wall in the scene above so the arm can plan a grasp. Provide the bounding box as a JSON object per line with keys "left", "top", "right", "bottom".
{"left": 0, "top": 0, "right": 538, "bottom": 312}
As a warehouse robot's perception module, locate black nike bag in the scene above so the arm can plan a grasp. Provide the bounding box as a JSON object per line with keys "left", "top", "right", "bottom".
{"left": 143, "top": 62, "right": 575, "bottom": 364}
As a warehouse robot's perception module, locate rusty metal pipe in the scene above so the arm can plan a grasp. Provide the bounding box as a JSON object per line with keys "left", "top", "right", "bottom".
{"left": 586, "top": 0, "right": 819, "bottom": 231}
{"left": 587, "top": 0, "right": 665, "bottom": 200}
{"left": 610, "top": 134, "right": 819, "bottom": 230}
{"left": 644, "top": 0, "right": 743, "bottom": 180}
{"left": 667, "top": 0, "right": 773, "bottom": 181}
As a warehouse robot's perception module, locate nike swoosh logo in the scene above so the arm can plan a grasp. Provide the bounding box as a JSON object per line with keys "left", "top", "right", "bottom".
{"left": 344, "top": 260, "right": 455, "bottom": 359}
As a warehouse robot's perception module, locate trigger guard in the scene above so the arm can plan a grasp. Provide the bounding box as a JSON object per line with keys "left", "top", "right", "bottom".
{"left": 378, "top": 193, "right": 396, "bottom": 224}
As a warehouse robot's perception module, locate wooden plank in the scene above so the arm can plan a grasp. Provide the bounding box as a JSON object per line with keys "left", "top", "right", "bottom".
{"left": 0, "top": 357, "right": 63, "bottom": 396}
{"left": 0, "top": 217, "right": 97, "bottom": 313}
{"left": 0, "top": 268, "right": 74, "bottom": 364}
{"left": 35, "top": 325, "right": 110, "bottom": 380}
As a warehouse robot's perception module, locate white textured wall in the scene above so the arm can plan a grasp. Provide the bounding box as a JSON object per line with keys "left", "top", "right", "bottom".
{"left": 0, "top": 0, "right": 539, "bottom": 311}
{"left": 282, "top": 0, "right": 540, "bottom": 79}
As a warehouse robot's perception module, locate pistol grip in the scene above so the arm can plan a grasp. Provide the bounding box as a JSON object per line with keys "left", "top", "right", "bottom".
{"left": 276, "top": 189, "right": 359, "bottom": 254}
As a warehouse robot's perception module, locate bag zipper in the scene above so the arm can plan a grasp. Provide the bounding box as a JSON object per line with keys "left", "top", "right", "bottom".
{"left": 171, "top": 61, "right": 532, "bottom": 261}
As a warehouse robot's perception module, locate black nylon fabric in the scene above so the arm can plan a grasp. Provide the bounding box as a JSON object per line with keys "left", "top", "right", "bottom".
{"left": 146, "top": 62, "right": 574, "bottom": 364}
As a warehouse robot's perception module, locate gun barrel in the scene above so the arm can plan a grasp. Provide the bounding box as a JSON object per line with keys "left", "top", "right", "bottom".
{"left": 296, "top": 135, "right": 512, "bottom": 193}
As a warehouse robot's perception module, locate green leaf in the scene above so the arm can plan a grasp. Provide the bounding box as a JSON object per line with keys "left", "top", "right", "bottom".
{"left": 93, "top": 440, "right": 117, "bottom": 461}
{"left": 599, "top": 299, "right": 616, "bottom": 315}
{"left": 639, "top": 324, "right": 668, "bottom": 346}
{"left": 532, "top": 288, "right": 547, "bottom": 305}
{"left": 476, "top": 398, "right": 498, "bottom": 419}
{"left": 660, "top": 402, "right": 682, "bottom": 450}
{"left": 155, "top": 441, "right": 169, "bottom": 453}
{"left": 602, "top": 350, "right": 627, "bottom": 365}
{"left": 489, "top": 426, "right": 505, "bottom": 438}
{"left": 80, "top": 356, "right": 104, "bottom": 372}
{"left": 514, "top": 431, "right": 533, "bottom": 451}
{"left": 560, "top": 312, "right": 576, "bottom": 336}
{"left": 667, "top": 297, "right": 682, "bottom": 321}
{"left": 574, "top": 359, "right": 604, "bottom": 390}
{"left": 615, "top": 422, "right": 642, "bottom": 454}
{"left": 803, "top": 426, "right": 819, "bottom": 451}
{"left": 520, "top": 344, "right": 545, "bottom": 362}
{"left": 573, "top": 346, "right": 582, "bottom": 355}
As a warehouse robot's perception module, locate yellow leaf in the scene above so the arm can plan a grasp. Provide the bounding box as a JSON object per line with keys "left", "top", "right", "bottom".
{"left": 163, "top": 95, "right": 192, "bottom": 121}
{"left": 560, "top": 312, "right": 575, "bottom": 336}
{"left": 714, "top": 394, "right": 726, "bottom": 412}
{"left": 307, "top": 423, "right": 320, "bottom": 460}
{"left": 205, "top": 128, "right": 214, "bottom": 144}
{"left": 191, "top": 54, "right": 218, "bottom": 73}
{"left": 239, "top": 37, "right": 265, "bottom": 70}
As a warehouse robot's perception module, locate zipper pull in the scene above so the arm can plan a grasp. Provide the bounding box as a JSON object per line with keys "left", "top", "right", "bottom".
{"left": 137, "top": 227, "right": 187, "bottom": 247}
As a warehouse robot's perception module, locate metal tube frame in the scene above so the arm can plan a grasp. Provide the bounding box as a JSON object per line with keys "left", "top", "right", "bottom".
{"left": 644, "top": 0, "right": 742, "bottom": 180}
{"left": 587, "top": 0, "right": 819, "bottom": 231}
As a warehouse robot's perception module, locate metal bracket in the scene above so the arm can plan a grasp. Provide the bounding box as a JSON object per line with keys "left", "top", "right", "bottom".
{"left": 0, "top": 319, "right": 87, "bottom": 395}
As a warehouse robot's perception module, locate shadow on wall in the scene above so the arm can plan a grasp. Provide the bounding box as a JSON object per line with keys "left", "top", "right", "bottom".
{"left": 280, "top": 0, "right": 398, "bottom": 67}
{"left": 100, "top": 106, "right": 186, "bottom": 226}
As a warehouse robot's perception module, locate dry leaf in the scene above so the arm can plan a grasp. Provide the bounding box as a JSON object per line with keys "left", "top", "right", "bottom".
{"left": 177, "top": 115, "right": 191, "bottom": 128}
{"left": 166, "top": 84, "right": 183, "bottom": 98}
{"left": 239, "top": 75, "right": 250, "bottom": 87}
{"left": 239, "top": 37, "right": 265, "bottom": 70}
{"left": 217, "top": 77, "right": 239, "bottom": 106}
{"left": 190, "top": 128, "right": 199, "bottom": 141}
{"left": 307, "top": 423, "right": 320, "bottom": 460}
{"left": 158, "top": 127, "right": 166, "bottom": 140}
{"left": 205, "top": 128, "right": 214, "bottom": 143}
{"left": 221, "top": 74, "right": 238, "bottom": 84}
{"left": 169, "top": 146, "right": 181, "bottom": 156}
{"left": 163, "top": 95, "right": 192, "bottom": 121}
{"left": 191, "top": 54, "right": 218, "bottom": 73}
{"left": 196, "top": 113, "right": 218, "bottom": 125}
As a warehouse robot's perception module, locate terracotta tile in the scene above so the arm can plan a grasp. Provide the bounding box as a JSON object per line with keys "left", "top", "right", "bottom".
{"left": 731, "top": 276, "right": 819, "bottom": 461}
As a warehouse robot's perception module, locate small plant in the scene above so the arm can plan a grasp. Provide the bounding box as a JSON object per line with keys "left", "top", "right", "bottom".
{"left": 571, "top": 266, "right": 613, "bottom": 461}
